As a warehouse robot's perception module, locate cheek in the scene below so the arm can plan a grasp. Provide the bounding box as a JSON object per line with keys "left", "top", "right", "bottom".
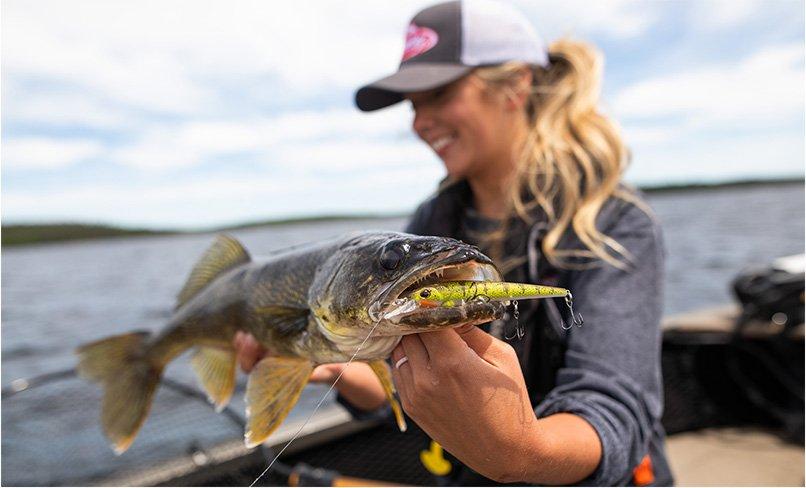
{"left": 455, "top": 120, "right": 495, "bottom": 165}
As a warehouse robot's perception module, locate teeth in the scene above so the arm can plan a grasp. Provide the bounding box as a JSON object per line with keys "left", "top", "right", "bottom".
{"left": 430, "top": 135, "right": 455, "bottom": 151}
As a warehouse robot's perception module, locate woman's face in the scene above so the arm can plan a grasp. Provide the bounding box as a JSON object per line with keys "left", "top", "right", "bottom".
{"left": 405, "top": 74, "right": 519, "bottom": 181}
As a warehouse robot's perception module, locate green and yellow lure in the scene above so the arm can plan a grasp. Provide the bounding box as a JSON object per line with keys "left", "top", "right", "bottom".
{"left": 408, "top": 280, "right": 570, "bottom": 308}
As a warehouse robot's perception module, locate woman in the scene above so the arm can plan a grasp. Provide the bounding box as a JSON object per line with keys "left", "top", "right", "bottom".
{"left": 236, "top": 0, "right": 672, "bottom": 485}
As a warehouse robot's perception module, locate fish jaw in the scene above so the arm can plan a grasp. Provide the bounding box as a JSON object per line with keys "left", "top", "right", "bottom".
{"left": 383, "top": 299, "right": 507, "bottom": 333}
{"left": 312, "top": 258, "right": 504, "bottom": 338}
{"left": 365, "top": 256, "right": 505, "bottom": 336}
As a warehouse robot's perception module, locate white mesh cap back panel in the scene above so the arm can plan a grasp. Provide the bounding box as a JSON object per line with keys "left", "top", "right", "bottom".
{"left": 460, "top": 0, "right": 549, "bottom": 67}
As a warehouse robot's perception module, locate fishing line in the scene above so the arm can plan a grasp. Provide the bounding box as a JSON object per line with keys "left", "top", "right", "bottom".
{"left": 249, "top": 319, "right": 384, "bottom": 487}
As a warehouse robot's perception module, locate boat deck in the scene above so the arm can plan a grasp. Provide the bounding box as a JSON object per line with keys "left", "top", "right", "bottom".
{"left": 667, "top": 427, "right": 804, "bottom": 486}
{"left": 144, "top": 306, "right": 806, "bottom": 486}
{"left": 3, "top": 305, "right": 803, "bottom": 486}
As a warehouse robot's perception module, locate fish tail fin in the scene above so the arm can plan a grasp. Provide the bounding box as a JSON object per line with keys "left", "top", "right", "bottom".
{"left": 76, "top": 331, "right": 161, "bottom": 454}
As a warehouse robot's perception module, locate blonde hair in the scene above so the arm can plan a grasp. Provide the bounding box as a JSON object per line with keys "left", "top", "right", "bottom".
{"left": 473, "top": 38, "right": 651, "bottom": 271}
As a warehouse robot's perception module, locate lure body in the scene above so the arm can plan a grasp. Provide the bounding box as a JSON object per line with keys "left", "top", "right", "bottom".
{"left": 408, "top": 280, "right": 570, "bottom": 308}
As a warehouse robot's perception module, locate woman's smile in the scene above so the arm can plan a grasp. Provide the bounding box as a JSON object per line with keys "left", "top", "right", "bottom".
{"left": 428, "top": 133, "right": 457, "bottom": 157}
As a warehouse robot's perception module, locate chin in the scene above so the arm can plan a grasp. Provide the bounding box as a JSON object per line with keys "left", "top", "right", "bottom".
{"left": 442, "top": 159, "right": 472, "bottom": 180}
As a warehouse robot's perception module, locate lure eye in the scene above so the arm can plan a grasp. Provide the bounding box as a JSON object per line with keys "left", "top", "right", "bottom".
{"left": 419, "top": 289, "right": 431, "bottom": 298}
{"left": 380, "top": 245, "right": 404, "bottom": 270}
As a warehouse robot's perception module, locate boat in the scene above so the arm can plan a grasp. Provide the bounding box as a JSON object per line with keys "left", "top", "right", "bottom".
{"left": 2, "top": 256, "right": 803, "bottom": 486}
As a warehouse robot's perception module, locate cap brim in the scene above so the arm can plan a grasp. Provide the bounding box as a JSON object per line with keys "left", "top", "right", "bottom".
{"left": 355, "top": 64, "right": 473, "bottom": 112}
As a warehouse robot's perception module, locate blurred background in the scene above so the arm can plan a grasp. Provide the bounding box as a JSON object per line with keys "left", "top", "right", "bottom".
{"left": 2, "top": 0, "right": 804, "bottom": 486}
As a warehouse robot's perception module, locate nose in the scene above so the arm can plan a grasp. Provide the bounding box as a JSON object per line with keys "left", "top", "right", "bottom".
{"left": 411, "top": 105, "right": 435, "bottom": 140}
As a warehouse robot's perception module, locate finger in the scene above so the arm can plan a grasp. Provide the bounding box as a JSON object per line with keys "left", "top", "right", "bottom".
{"left": 418, "top": 326, "right": 500, "bottom": 368}
{"left": 237, "top": 333, "right": 266, "bottom": 373}
{"left": 400, "top": 333, "right": 430, "bottom": 368}
{"left": 455, "top": 325, "right": 516, "bottom": 367}
{"left": 390, "top": 344, "right": 413, "bottom": 406}
{"left": 233, "top": 331, "right": 244, "bottom": 349}
{"left": 310, "top": 364, "right": 339, "bottom": 383}
{"left": 417, "top": 326, "right": 471, "bottom": 356}
{"left": 455, "top": 324, "right": 494, "bottom": 356}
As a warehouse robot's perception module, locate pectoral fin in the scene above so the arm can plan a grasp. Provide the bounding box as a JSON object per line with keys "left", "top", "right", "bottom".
{"left": 191, "top": 346, "right": 237, "bottom": 411}
{"left": 244, "top": 356, "right": 314, "bottom": 448}
{"left": 368, "top": 359, "right": 407, "bottom": 432}
{"left": 254, "top": 306, "right": 310, "bottom": 335}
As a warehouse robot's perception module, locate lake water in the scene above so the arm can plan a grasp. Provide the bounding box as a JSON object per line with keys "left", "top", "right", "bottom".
{"left": 2, "top": 181, "right": 803, "bottom": 485}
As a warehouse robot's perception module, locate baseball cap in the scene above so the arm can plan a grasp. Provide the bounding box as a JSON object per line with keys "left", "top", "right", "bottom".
{"left": 355, "top": 0, "right": 549, "bottom": 112}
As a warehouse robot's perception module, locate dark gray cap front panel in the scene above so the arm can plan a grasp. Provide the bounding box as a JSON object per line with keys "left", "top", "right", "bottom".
{"left": 400, "top": 0, "right": 462, "bottom": 66}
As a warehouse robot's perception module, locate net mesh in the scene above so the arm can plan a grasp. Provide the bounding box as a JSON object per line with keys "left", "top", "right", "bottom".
{"left": 2, "top": 373, "right": 245, "bottom": 486}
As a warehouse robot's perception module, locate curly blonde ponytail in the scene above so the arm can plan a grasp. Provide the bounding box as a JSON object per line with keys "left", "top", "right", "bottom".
{"left": 475, "top": 38, "right": 651, "bottom": 270}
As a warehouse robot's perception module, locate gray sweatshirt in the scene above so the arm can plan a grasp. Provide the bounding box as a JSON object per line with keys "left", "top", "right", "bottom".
{"left": 340, "top": 181, "right": 673, "bottom": 486}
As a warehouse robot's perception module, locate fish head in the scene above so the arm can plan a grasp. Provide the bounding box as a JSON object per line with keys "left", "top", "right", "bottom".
{"left": 310, "top": 231, "right": 506, "bottom": 338}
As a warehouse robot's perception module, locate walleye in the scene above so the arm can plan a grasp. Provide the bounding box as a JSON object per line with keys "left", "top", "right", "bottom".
{"left": 76, "top": 232, "right": 507, "bottom": 453}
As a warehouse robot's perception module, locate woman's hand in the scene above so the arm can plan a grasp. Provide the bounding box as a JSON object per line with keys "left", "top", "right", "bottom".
{"left": 233, "top": 331, "right": 344, "bottom": 380}
{"left": 233, "top": 331, "right": 387, "bottom": 410}
{"left": 390, "top": 325, "right": 601, "bottom": 484}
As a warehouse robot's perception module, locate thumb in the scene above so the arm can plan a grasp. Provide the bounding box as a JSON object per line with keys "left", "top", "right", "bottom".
{"left": 309, "top": 364, "right": 343, "bottom": 383}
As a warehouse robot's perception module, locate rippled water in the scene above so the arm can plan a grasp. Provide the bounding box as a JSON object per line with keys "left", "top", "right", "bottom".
{"left": 2, "top": 181, "right": 803, "bottom": 485}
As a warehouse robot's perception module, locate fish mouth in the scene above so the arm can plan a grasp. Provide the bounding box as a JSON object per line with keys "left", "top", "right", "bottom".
{"left": 369, "top": 249, "right": 505, "bottom": 334}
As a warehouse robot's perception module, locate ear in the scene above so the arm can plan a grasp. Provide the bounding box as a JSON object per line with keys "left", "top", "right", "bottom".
{"left": 505, "top": 68, "right": 533, "bottom": 112}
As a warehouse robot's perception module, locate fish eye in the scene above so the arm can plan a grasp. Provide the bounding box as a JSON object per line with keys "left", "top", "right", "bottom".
{"left": 419, "top": 289, "right": 431, "bottom": 298}
{"left": 380, "top": 244, "right": 405, "bottom": 270}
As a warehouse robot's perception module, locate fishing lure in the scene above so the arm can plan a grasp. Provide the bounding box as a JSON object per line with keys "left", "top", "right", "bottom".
{"left": 408, "top": 280, "right": 569, "bottom": 307}
{"left": 407, "top": 280, "right": 584, "bottom": 330}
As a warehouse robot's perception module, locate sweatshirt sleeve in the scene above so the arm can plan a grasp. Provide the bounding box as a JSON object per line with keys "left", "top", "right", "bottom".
{"left": 534, "top": 202, "right": 666, "bottom": 486}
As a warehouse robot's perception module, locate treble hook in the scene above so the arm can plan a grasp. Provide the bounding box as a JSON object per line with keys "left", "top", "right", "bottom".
{"left": 561, "top": 292, "right": 584, "bottom": 330}
{"left": 504, "top": 300, "right": 524, "bottom": 340}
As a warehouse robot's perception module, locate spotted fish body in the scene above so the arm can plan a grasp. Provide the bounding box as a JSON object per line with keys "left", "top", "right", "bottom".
{"left": 76, "top": 232, "right": 506, "bottom": 453}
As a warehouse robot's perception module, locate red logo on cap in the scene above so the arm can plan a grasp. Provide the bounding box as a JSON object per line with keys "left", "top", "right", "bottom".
{"left": 402, "top": 23, "right": 438, "bottom": 62}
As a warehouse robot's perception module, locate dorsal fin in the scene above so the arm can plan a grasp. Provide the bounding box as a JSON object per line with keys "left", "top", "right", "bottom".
{"left": 175, "top": 234, "right": 250, "bottom": 310}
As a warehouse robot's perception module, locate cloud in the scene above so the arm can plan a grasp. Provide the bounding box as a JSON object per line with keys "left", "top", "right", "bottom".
{"left": 625, "top": 131, "right": 804, "bottom": 186}
{"left": 2, "top": 0, "right": 803, "bottom": 228}
{"left": 620, "top": 124, "right": 684, "bottom": 146}
{"left": 274, "top": 139, "right": 432, "bottom": 173}
{"left": 2, "top": 137, "right": 104, "bottom": 170}
{"left": 1, "top": 83, "right": 130, "bottom": 129}
{"left": 689, "top": 0, "right": 760, "bottom": 30}
{"left": 2, "top": 5, "right": 215, "bottom": 116}
{"left": 2, "top": 164, "right": 445, "bottom": 229}
{"left": 613, "top": 43, "right": 804, "bottom": 127}
{"left": 109, "top": 105, "right": 415, "bottom": 170}
{"left": 2, "top": 0, "right": 664, "bottom": 132}
{"left": 2, "top": 0, "right": 428, "bottom": 122}
{"left": 513, "top": 0, "right": 660, "bottom": 40}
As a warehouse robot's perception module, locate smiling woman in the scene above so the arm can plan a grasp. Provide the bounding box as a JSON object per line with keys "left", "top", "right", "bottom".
{"left": 237, "top": 0, "right": 672, "bottom": 486}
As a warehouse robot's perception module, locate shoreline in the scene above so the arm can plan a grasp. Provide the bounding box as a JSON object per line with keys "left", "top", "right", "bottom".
{"left": 3, "top": 177, "right": 803, "bottom": 247}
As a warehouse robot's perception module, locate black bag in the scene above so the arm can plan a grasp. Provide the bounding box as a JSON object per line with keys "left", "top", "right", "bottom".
{"left": 662, "top": 255, "right": 805, "bottom": 443}
{"left": 732, "top": 254, "right": 804, "bottom": 330}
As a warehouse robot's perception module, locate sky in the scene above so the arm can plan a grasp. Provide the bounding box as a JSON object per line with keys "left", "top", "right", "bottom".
{"left": 2, "top": 0, "right": 804, "bottom": 230}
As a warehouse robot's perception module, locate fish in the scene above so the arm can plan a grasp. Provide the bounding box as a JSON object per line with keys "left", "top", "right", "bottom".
{"left": 76, "top": 231, "right": 507, "bottom": 454}
{"left": 408, "top": 281, "right": 571, "bottom": 308}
